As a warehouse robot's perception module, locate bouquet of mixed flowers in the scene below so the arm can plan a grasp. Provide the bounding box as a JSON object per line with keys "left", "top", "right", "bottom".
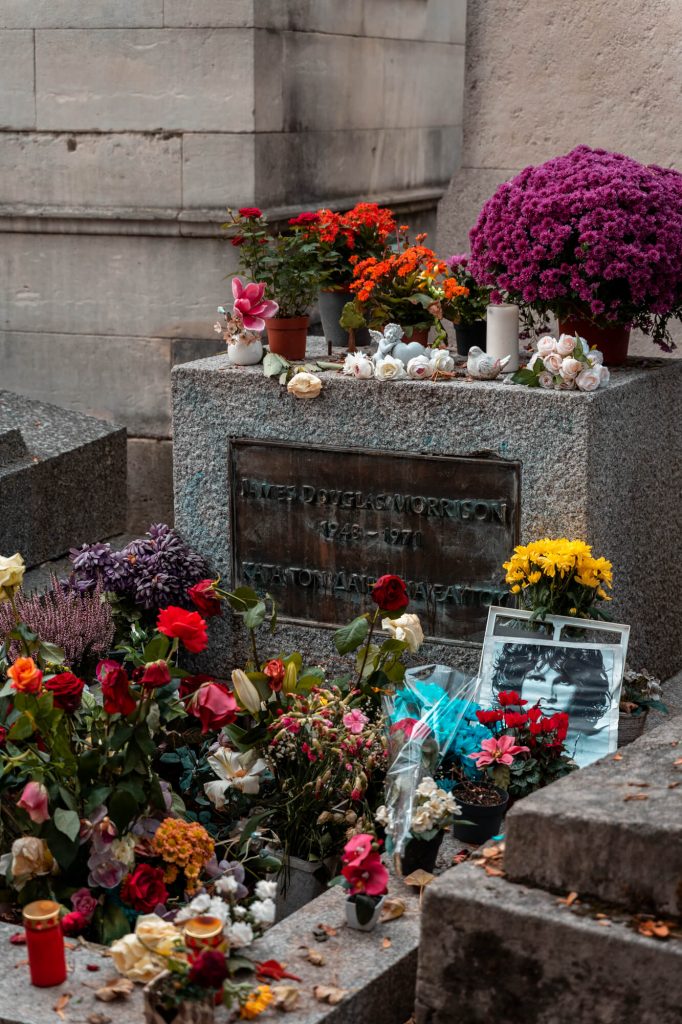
{"left": 469, "top": 145, "right": 682, "bottom": 350}
{"left": 512, "top": 333, "right": 610, "bottom": 392}
{"left": 294, "top": 202, "right": 397, "bottom": 288}
{"left": 503, "top": 538, "right": 613, "bottom": 620}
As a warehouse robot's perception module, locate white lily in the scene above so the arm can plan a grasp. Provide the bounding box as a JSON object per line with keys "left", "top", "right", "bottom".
{"left": 204, "top": 748, "right": 267, "bottom": 809}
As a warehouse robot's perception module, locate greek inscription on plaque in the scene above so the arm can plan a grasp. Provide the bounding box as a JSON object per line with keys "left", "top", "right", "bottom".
{"left": 230, "top": 440, "right": 520, "bottom": 643}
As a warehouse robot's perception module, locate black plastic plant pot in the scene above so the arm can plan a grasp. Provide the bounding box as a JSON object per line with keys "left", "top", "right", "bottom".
{"left": 450, "top": 786, "right": 510, "bottom": 846}
{"left": 400, "top": 830, "right": 444, "bottom": 876}
{"left": 454, "top": 319, "right": 486, "bottom": 355}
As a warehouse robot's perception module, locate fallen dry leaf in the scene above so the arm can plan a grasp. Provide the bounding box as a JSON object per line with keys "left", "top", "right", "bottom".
{"left": 305, "top": 949, "right": 325, "bottom": 967}
{"left": 95, "top": 977, "right": 134, "bottom": 1002}
{"left": 613, "top": 753, "right": 623, "bottom": 761}
{"left": 87, "top": 1014, "right": 111, "bottom": 1024}
{"left": 313, "top": 985, "right": 348, "bottom": 1005}
{"left": 673, "top": 758, "right": 682, "bottom": 766}
{"left": 381, "top": 937, "right": 392, "bottom": 949}
{"left": 595, "top": 913, "right": 609, "bottom": 920}
{"left": 668, "top": 781, "right": 680, "bottom": 789}
{"left": 271, "top": 985, "right": 301, "bottom": 1012}
{"left": 53, "top": 993, "right": 72, "bottom": 1019}
{"left": 482, "top": 843, "right": 504, "bottom": 858}
{"left": 317, "top": 923, "right": 337, "bottom": 937}
{"left": 597, "top": 920, "right": 611, "bottom": 928}
{"left": 483, "top": 865, "right": 506, "bottom": 878}
{"left": 452, "top": 849, "right": 471, "bottom": 866}
{"left": 403, "top": 869, "right": 435, "bottom": 888}
{"left": 9, "top": 932, "right": 26, "bottom": 946}
{"left": 626, "top": 781, "right": 649, "bottom": 788}
{"left": 557, "top": 892, "right": 579, "bottom": 907}
{"left": 637, "top": 920, "right": 670, "bottom": 939}
{"left": 379, "top": 898, "right": 406, "bottom": 923}
{"left": 624, "top": 793, "right": 649, "bottom": 801}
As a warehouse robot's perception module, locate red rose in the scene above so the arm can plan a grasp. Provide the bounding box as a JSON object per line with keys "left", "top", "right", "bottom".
{"left": 288, "top": 212, "right": 319, "bottom": 226}
{"left": 503, "top": 711, "right": 529, "bottom": 728}
{"left": 231, "top": 235, "right": 245, "bottom": 247}
{"left": 157, "top": 606, "right": 208, "bottom": 654}
{"left": 238, "top": 207, "right": 262, "bottom": 219}
{"left": 96, "top": 660, "right": 137, "bottom": 717}
{"left": 371, "top": 575, "right": 409, "bottom": 612}
{"left": 263, "top": 659, "right": 286, "bottom": 692}
{"left": 476, "top": 709, "right": 504, "bottom": 726}
{"left": 44, "top": 672, "right": 85, "bottom": 713}
{"left": 497, "top": 690, "right": 527, "bottom": 707}
{"left": 188, "top": 950, "right": 229, "bottom": 989}
{"left": 139, "top": 660, "right": 171, "bottom": 689}
{"left": 120, "top": 864, "right": 168, "bottom": 914}
{"left": 188, "top": 579, "right": 223, "bottom": 619}
{"left": 189, "top": 682, "right": 238, "bottom": 734}
{"left": 61, "top": 910, "right": 88, "bottom": 936}
{"left": 179, "top": 673, "right": 214, "bottom": 701}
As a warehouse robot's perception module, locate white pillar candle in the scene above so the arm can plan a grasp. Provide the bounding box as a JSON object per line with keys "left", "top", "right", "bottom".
{"left": 486, "top": 303, "right": 519, "bottom": 372}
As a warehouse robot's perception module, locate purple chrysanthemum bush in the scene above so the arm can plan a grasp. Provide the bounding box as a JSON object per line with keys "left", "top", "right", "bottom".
{"left": 469, "top": 146, "right": 682, "bottom": 350}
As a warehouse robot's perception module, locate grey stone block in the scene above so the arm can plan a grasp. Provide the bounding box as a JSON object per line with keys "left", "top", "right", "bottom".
{"left": 127, "top": 437, "right": 174, "bottom": 532}
{"left": 182, "top": 133, "right": 256, "bottom": 209}
{"left": 0, "top": 1, "right": 163, "bottom": 28}
{"left": 257, "top": 0, "right": 467, "bottom": 44}
{"left": 173, "top": 341, "right": 682, "bottom": 678}
{"left": 0, "top": 389, "right": 126, "bottom": 567}
{"left": 0, "top": 132, "right": 182, "bottom": 209}
{"left": 163, "top": 0, "right": 254, "bottom": 28}
{"left": 0, "top": 30, "right": 35, "bottom": 129}
{"left": 504, "top": 716, "right": 682, "bottom": 917}
{"left": 35, "top": 29, "right": 254, "bottom": 132}
{"left": 415, "top": 860, "right": 682, "bottom": 1024}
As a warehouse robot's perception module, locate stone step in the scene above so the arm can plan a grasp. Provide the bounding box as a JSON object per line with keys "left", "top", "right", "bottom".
{"left": 503, "top": 716, "right": 682, "bottom": 917}
{"left": 415, "top": 860, "right": 682, "bottom": 1024}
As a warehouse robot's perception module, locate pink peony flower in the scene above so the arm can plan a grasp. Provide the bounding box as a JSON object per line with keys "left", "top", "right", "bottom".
{"left": 468, "top": 735, "right": 530, "bottom": 769}
{"left": 231, "top": 277, "right": 279, "bottom": 332}
{"left": 17, "top": 781, "right": 50, "bottom": 824}
{"left": 343, "top": 709, "right": 368, "bottom": 735}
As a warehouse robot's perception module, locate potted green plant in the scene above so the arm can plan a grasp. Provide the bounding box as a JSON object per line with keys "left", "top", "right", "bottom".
{"left": 443, "top": 255, "right": 491, "bottom": 355}
{"left": 291, "top": 203, "right": 396, "bottom": 347}
{"left": 619, "top": 667, "right": 668, "bottom": 746}
{"left": 226, "top": 207, "right": 320, "bottom": 361}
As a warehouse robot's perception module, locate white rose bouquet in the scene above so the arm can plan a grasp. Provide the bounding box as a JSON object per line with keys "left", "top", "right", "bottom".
{"left": 513, "top": 334, "right": 610, "bottom": 392}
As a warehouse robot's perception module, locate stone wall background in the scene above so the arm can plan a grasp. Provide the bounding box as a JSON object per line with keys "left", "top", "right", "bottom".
{"left": 0, "top": 0, "right": 467, "bottom": 527}
{"left": 437, "top": 0, "right": 682, "bottom": 355}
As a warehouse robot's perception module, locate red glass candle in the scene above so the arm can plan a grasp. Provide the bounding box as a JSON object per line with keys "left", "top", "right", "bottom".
{"left": 23, "top": 900, "right": 67, "bottom": 987}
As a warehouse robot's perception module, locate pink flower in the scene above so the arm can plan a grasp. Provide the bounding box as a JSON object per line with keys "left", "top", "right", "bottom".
{"left": 17, "top": 781, "right": 49, "bottom": 824}
{"left": 468, "top": 735, "right": 530, "bottom": 769}
{"left": 279, "top": 715, "right": 300, "bottom": 735}
{"left": 71, "top": 887, "right": 98, "bottom": 922}
{"left": 341, "top": 852, "right": 388, "bottom": 896}
{"left": 342, "top": 833, "right": 375, "bottom": 868}
{"left": 343, "top": 709, "right": 368, "bottom": 735}
{"left": 231, "top": 277, "right": 279, "bottom": 332}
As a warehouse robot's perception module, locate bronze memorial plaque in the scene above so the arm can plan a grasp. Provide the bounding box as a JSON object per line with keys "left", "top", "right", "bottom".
{"left": 230, "top": 440, "right": 520, "bottom": 643}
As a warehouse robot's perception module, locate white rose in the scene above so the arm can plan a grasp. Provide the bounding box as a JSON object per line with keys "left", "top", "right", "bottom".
{"left": 382, "top": 613, "right": 424, "bottom": 653}
{"left": 343, "top": 352, "right": 373, "bottom": 379}
{"left": 407, "top": 355, "right": 434, "bottom": 380}
{"left": 537, "top": 371, "right": 555, "bottom": 390}
{"left": 556, "top": 377, "right": 576, "bottom": 390}
{"left": 250, "top": 898, "right": 276, "bottom": 926}
{"left": 587, "top": 348, "right": 604, "bottom": 365}
{"left": 416, "top": 777, "right": 438, "bottom": 797}
{"left": 430, "top": 349, "right": 455, "bottom": 373}
{"left": 0, "top": 553, "right": 25, "bottom": 602}
{"left": 560, "top": 357, "right": 583, "bottom": 379}
{"left": 543, "top": 351, "right": 563, "bottom": 373}
{"left": 10, "top": 837, "right": 55, "bottom": 888}
{"left": 556, "top": 334, "right": 577, "bottom": 356}
{"left": 255, "top": 879, "right": 277, "bottom": 901}
{"left": 411, "top": 808, "right": 434, "bottom": 834}
{"left": 597, "top": 365, "right": 610, "bottom": 387}
{"left": 375, "top": 805, "right": 389, "bottom": 827}
{"left": 575, "top": 367, "right": 601, "bottom": 392}
{"left": 287, "top": 371, "right": 322, "bottom": 399}
{"left": 374, "top": 355, "right": 406, "bottom": 381}
{"left": 537, "top": 335, "right": 557, "bottom": 356}
{"left": 227, "top": 921, "right": 254, "bottom": 948}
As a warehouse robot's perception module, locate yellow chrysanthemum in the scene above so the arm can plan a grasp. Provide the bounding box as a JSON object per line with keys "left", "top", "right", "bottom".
{"left": 241, "top": 986, "right": 273, "bottom": 1019}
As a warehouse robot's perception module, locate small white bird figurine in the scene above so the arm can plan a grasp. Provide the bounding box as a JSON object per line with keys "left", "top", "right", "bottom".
{"left": 467, "top": 346, "right": 511, "bottom": 380}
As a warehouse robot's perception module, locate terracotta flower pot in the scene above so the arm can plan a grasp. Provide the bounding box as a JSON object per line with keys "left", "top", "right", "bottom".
{"left": 559, "top": 314, "right": 630, "bottom": 366}
{"left": 402, "top": 326, "right": 431, "bottom": 346}
{"left": 266, "top": 316, "right": 309, "bottom": 361}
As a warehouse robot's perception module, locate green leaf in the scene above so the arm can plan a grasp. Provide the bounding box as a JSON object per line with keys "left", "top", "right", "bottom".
{"left": 54, "top": 808, "right": 81, "bottom": 842}
{"left": 243, "top": 601, "right": 267, "bottom": 630}
{"left": 354, "top": 893, "right": 378, "bottom": 926}
{"left": 85, "top": 785, "right": 112, "bottom": 817}
{"left": 334, "top": 615, "right": 369, "bottom": 655}
{"left": 108, "top": 723, "right": 134, "bottom": 750}
{"left": 263, "top": 352, "right": 289, "bottom": 377}
{"left": 511, "top": 368, "right": 539, "bottom": 386}
{"left": 225, "top": 586, "right": 260, "bottom": 611}
{"left": 37, "top": 641, "right": 66, "bottom": 666}
{"left": 315, "top": 362, "right": 343, "bottom": 372}
{"left": 143, "top": 635, "right": 170, "bottom": 663}
{"left": 108, "top": 787, "right": 140, "bottom": 831}
{"left": 8, "top": 716, "right": 35, "bottom": 741}
{"left": 339, "top": 301, "right": 367, "bottom": 330}
{"left": 100, "top": 901, "right": 131, "bottom": 945}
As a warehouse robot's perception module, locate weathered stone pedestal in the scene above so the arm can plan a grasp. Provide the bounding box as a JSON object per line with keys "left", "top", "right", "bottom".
{"left": 172, "top": 343, "right": 682, "bottom": 677}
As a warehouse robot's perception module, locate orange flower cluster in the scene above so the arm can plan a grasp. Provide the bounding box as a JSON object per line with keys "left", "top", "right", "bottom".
{"left": 350, "top": 246, "right": 447, "bottom": 304}
{"left": 306, "top": 202, "right": 396, "bottom": 250}
{"left": 443, "top": 277, "right": 470, "bottom": 301}
{"left": 151, "top": 818, "right": 214, "bottom": 893}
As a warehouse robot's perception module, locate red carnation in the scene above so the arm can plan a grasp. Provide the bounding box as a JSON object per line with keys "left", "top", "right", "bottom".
{"left": 263, "top": 659, "right": 286, "bottom": 692}
{"left": 188, "top": 579, "right": 223, "bottom": 619}
{"left": 45, "top": 672, "right": 85, "bottom": 713}
{"left": 238, "top": 207, "right": 262, "bottom": 219}
{"left": 139, "top": 660, "right": 171, "bottom": 689}
{"left": 476, "top": 709, "right": 504, "bottom": 726}
{"left": 288, "top": 211, "right": 319, "bottom": 227}
{"left": 188, "top": 950, "right": 229, "bottom": 989}
{"left": 157, "top": 606, "right": 208, "bottom": 654}
{"left": 371, "top": 574, "right": 409, "bottom": 612}
{"left": 120, "top": 864, "right": 168, "bottom": 914}
{"left": 96, "top": 660, "right": 137, "bottom": 717}
{"left": 189, "top": 681, "right": 238, "bottom": 734}
{"left": 497, "top": 690, "right": 527, "bottom": 707}
{"left": 61, "top": 910, "right": 88, "bottom": 936}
